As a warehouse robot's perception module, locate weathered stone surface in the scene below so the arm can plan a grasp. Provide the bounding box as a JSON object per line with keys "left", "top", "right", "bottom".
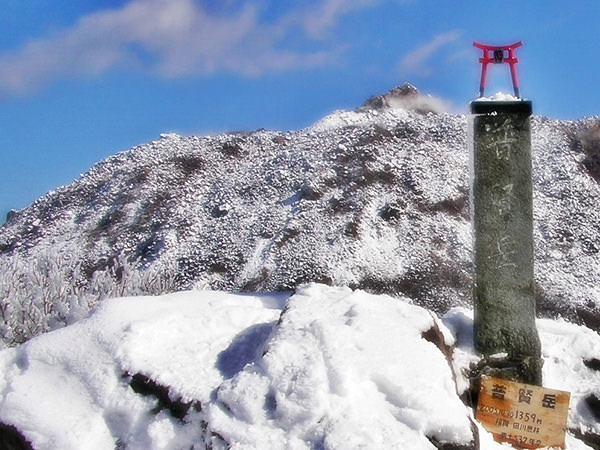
{"left": 471, "top": 100, "right": 543, "bottom": 385}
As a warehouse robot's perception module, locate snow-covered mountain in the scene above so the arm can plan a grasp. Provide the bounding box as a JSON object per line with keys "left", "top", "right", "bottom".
{"left": 2, "top": 85, "right": 600, "bottom": 448}
{"left": 1, "top": 84, "right": 600, "bottom": 346}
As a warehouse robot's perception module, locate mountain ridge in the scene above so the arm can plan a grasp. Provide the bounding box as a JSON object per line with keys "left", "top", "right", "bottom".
{"left": 1, "top": 85, "right": 600, "bottom": 345}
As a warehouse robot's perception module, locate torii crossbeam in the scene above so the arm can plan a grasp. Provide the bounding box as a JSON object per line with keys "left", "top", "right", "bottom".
{"left": 474, "top": 41, "right": 523, "bottom": 98}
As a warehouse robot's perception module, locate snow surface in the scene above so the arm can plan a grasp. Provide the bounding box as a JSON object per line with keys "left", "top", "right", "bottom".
{"left": 476, "top": 92, "right": 522, "bottom": 102}
{"left": 1, "top": 284, "right": 599, "bottom": 449}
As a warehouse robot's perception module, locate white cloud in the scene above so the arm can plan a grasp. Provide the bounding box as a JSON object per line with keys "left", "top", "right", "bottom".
{"left": 0, "top": 0, "right": 377, "bottom": 96}
{"left": 398, "top": 31, "right": 461, "bottom": 76}
{"left": 298, "top": 0, "right": 381, "bottom": 38}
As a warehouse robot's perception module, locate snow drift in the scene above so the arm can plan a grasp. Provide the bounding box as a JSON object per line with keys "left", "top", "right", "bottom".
{"left": 1, "top": 284, "right": 600, "bottom": 449}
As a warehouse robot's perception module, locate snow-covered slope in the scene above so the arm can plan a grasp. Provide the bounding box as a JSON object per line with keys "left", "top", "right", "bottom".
{"left": 1, "top": 284, "right": 599, "bottom": 449}
{"left": 2, "top": 87, "right": 600, "bottom": 448}
{"left": 0, "top": 85, "right": 600, "bottom": 345}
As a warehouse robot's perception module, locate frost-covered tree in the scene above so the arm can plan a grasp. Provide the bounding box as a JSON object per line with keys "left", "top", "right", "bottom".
{"left": 0, "top": 248, "right": 177, "bottom": 347}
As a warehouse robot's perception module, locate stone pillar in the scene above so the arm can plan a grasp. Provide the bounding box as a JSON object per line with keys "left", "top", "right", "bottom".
{"left": 470, "top": 100, "right": 543, "bottom": 386}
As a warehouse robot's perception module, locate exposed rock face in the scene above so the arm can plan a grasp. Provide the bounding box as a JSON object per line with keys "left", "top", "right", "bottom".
{"left": 0, "top": 423, "right": 33, "bottom": 450}
{"left": 1, "top": 87, "right": 600, "bottom": 345}
{"left": 578, "top": 121, "right": 600, "bottom": 182}
{"left": 360, "top": 82, "right": 445, "bottom": 114}
{"left": 361, "top": 82, "right": 419, "bottom": 109}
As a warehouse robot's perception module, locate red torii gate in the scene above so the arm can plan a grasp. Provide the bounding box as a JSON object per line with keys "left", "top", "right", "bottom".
{"left": 474, "top": 41, "right": 522, "bottom": 98}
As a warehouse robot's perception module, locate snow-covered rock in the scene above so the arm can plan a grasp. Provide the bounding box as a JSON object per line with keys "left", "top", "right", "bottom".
{"left": 1, "top": 285, "right": 599, "bottom": 449}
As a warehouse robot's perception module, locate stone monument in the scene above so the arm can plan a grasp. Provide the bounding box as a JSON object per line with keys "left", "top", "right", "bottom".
{"left": 470, "top": 98, "right": 543, "bottom": 385}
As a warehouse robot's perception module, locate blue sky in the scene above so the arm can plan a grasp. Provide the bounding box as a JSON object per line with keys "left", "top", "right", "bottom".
{"left": 1, "top": 0, "right": 598, "bottom": 221}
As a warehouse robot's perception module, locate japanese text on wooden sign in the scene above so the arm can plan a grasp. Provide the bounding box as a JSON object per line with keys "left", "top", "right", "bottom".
{"left": 476, "top": 376, "right": 570, "bottom": 449}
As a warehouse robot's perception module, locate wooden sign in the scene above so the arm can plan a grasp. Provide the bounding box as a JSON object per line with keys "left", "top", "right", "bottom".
{"left": 476, "top": 376, "right": 570, "bottom": 449}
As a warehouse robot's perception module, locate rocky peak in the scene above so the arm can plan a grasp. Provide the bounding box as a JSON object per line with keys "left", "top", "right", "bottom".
{"left": 359, "top": 82, "right": 445, "bottom": 114}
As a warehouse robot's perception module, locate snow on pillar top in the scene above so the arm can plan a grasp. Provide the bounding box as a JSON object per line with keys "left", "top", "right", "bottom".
{"left": 470, "top": 98, "right": 532, "bottom": 115}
